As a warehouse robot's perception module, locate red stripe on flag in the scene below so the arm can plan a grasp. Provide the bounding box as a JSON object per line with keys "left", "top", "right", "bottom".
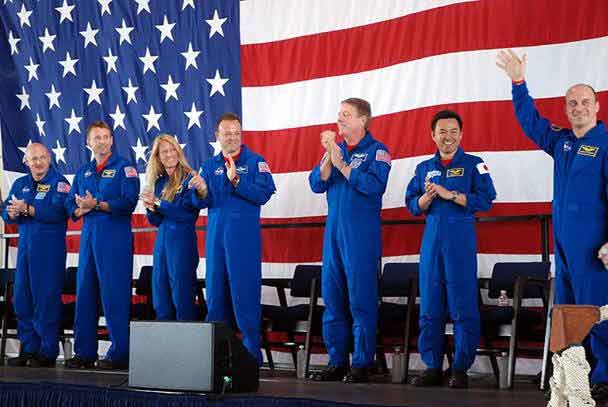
{"left": 245, "top": 92, "right": 608, "bottom": 174}
{"left": 241, "top": 0, "right": 608, "bottom": 86}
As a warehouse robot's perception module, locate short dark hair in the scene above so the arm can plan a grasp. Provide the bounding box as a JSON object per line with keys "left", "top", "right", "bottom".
{"left": 342, "top": 97, "right": 372, "bottom": 129}
{"left": 215, "top": 112, "right": 241, "bottom": 131}
{"left": 430, "top": 110, "right": 463, "bottom": 132}
{"left": 86, "top": 121, "right": 112, "bottom": 139}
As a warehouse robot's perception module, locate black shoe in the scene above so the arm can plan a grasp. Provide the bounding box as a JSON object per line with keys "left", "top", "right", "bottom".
{"left": 447, "top": 370, "right": 468, "bottom": 389}
{"left": 410, "top": 368, "right": 442, "bottom": 387}
{"left": 97, "top": 358, "right": 129, "bottom": 370}
{"left": 344, "top": 367, "right": 370, "bottom": 383}
{"left": 591, "top": 383, "right": 608, "bottom": 402}
{"left": 27, "top": 354, "right": 56, "bottom": 368}
{"left": 65, "top": 355, "right": 96, "bottom": 369}
{"left": 310, "top": 365, "right": 348, "bottom": 382}
{"left": 7, "top": 352, "right": 34, "bottom": 367}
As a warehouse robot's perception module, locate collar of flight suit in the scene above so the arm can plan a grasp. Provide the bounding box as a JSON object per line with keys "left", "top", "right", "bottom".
{"left": 85, "top": 152, "right": 121, "bottom": 173}
{"left": 213, "top": 144, "right": 250, "bottom": 164}
{"left": 27, "top": 165, "right": 57, "bottom": 187}
{"left": 339, "top": 131, "right": 374, "bottom": 155}
{"left": 567, "top": 120, "right": 606, "bottom": 142}
{"left": 431, "top": 146, "right": 465, "bottom": 168}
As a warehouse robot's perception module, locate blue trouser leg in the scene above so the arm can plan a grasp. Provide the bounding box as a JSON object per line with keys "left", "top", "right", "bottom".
{"left": 341, "top": 213, "right": 380, "bottom": 368}
{"left": 419, "top": 244, "right": 447, "bottom": 370}
{"left": 321, "top": 217, "right": 350, "bottom": 367}
{"left": 74, "top": 233, "right": 100, "bottom": 360}
{"left": 168, "top": 229, "right": 199, "bottom": 321}
{"left": 226, "top": 218, "right": 262, "bottom": 365}
{"left": 570, "top": 260, "right": 608, "bottom": 384}
{"left": 14, "top": 248, "right": 39, "bottom": 355}
{"left": 205, "top": 235, "right": 233, "bottom": 325}
{"left": 556, "top": 233, "right": 608, "bottom": 384}
{"left": 444, "top": 222, "right": 480, "bottom": 371}
{"left": 153, "top": 233, "right": 176, "bottom": 320}
{"left": 95, "top": 225, "right": 132, "bottom": 362}
{"left": 31, "top": 237, "right": 65, "bottom": 359}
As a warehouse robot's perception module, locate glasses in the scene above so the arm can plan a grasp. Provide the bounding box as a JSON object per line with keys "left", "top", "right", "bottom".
{"left": 28, "top": 156, "right": 49, "bottom": 163}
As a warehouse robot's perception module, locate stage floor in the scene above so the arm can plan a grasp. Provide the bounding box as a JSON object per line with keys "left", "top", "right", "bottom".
{"left": 0, "top": 365, "right": 548, "bottom": 407}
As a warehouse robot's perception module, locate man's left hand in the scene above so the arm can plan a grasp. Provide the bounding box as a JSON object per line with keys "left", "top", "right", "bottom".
{"left": 225, "top": 154, "right": 237, "bottom": 181}
{"left": 76, "top": 190, "right": 97, "bottom": 209}
{"left": 426, "top": 183, "right": 453, "bottom": 200}
{"left": 7, "top": 197, "right": 27, "bottom": 215}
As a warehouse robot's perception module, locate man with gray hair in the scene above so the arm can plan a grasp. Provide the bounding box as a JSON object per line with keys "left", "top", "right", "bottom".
{"left": 2, "top": 143, "right": 70, "bottom": 367}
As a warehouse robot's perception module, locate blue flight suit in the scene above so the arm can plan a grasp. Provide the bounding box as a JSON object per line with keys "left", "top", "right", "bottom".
{"left": 512, "top": 82, "right": 608, "bottom": 384}
{"left": 309, "top": 132, "right": 391, "bottom": 368}
{"left": 405, "top": 147, "right": 496, "bottom": 372}
{"left": 2, "top": 167, "right": 69, "bottom": 360}
{"left": 146, "top": 174, "right": 200, "bottom": 321}
{"left": 192, "top": 145, "right": 276, "bottom": 365}
{"left": 66, "top": 154, "right": 139, "bottom": 363}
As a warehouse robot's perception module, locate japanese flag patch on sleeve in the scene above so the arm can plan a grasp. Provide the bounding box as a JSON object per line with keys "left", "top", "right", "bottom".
{"left": 258, "top": 161, "right": 271, "bottom": 173}
{"left": 476, "top": 162, "right": 490, "bottom": 175}
{"left": 124, "top": 166, "right": 138, "bottom": 178}
{"left": 375, "top": 149, "right": 391, "bottom": 165}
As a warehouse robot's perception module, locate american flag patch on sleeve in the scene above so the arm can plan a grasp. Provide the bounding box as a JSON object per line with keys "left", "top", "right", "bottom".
{"left": 124, "top": 166, "right": 138, "bottom": 178}
{"left": 258, "top": 161, "right": 271, "bottom": 173}
{"left": 57, "top": 181, "right": 71, "bottom": 193}
{"left": 375, "top": 149, "right": 391, "bottom": 165}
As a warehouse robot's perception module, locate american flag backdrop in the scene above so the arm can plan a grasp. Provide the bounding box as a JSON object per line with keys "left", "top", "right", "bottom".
{"left": 1, "top": 0, "right": 608, "bottom": 281}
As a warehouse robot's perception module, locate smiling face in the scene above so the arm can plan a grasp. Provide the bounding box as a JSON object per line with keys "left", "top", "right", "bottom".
{"left": 432, "top": 118, "right": 462, "bottom": 158}
{"left": 565, "top": 84, "right": 599, "bottom": 135}
{"left": 26, "top": 143, "right": 51, "bottom": 181}
{"left": 217, "top": 119, "right": 242, "bottom": 156}
{"left": 337, "top": 102, "right": 366, "bottom": 144}
{"left": 158, "top": 140, "right": 178, "bottom": 171}
{"left": 87, "top": 125, "right": 113, "bottom": 161}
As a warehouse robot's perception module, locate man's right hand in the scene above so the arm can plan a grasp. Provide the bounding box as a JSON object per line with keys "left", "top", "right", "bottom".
{"left": 496, "top": 49, "right": 527, "bottom": 82}
{"left": 320, "top": 130, "right": 337, "bottom": 151}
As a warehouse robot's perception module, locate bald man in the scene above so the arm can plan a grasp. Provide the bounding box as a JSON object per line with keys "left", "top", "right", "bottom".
{"left": 497, "top": 50, "right": 608, "bottom": 402}
{"left": 2, "top": 143, "right": 70, "bottom": 367}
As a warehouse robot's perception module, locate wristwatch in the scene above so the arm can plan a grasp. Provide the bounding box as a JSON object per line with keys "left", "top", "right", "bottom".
{"left": 154, "top": 198, "right": 162, "bottom": 209}
{"left": 450, "top": 191, "right": 459, "bottom": 201}
{"left": 94, "top": 200, "right": 101, "bottom": 211}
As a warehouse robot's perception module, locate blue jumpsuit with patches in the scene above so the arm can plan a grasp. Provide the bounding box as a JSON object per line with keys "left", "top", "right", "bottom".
{"left": 405, "top": 147, "right": 496, "bottom": 372}
{"left": 512, "top": 82, "right": 608, "bottom": 384}
{"left": 146, "top": 174, "right": 200, "bottom": 321}
{"left": 2, "top": 168, "right": 69, "bottom": 360}
{"left": 309, "top": 132, "right": 391, "bottom": 368}
{"left": 192, "top": 145, "right": 276, "bottom": 365}
{"left": 66, "top": 154, "right": 139, "bottom": 363}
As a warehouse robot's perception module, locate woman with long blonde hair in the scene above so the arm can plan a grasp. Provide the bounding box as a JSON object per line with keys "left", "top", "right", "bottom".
{"left": 141, "top": 134, "right": 200, "bottom": 321}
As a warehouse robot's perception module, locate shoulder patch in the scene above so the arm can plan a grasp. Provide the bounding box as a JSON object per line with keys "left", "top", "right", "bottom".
{"left": 476, "top": 162, "right": 490, "bottom": 175}
{"left": 124, "top": 166, "right": 138, "bottom": 178}
{"left": 550, "top": 123, "right": 563, "bottom": 132}
{"left": 258, "top": 161, "right": 271, "bottom": 173}
{"left": 375, "top": 149, "right": 391, "bottom": 165}
{"left": 57, "top": 181, "right": 71, "bottom": 193}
